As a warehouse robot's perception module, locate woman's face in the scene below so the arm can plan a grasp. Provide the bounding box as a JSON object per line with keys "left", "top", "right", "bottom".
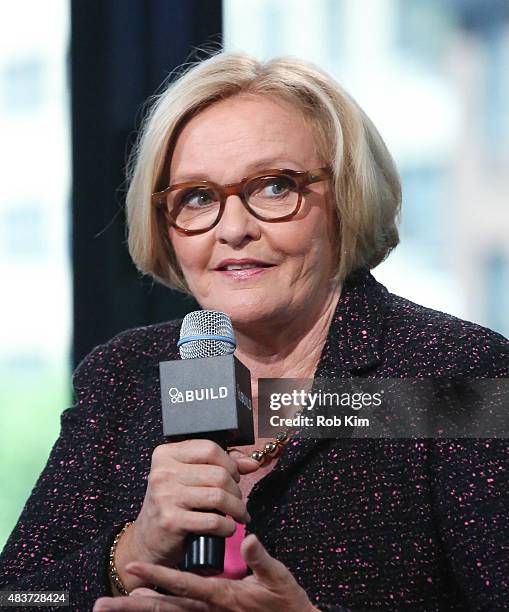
{"left": 168, "top": 94, "right": 337, "bottom": 329}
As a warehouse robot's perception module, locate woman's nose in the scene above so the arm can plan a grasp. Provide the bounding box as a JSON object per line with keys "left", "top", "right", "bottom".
{"left": 214, "top": 194, "right": 261, "bottom": 246}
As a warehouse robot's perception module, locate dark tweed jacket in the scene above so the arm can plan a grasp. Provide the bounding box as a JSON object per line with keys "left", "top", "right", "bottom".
{"left": 1, "top": 270, "right": 508, "bottom": 611}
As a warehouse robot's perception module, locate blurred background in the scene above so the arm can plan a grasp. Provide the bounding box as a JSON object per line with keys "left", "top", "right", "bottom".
{"left": 1, "top": 0, "right": 508, "bottom": 549}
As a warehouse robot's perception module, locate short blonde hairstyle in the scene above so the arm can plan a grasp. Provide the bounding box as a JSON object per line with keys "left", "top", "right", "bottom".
{"left": 126, "top": 52, "right": 401, "bottom": 293}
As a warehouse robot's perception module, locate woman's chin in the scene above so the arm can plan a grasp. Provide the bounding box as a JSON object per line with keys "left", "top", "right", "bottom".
{"left": 207, "top": 299, "right": 286, "bottom": 329}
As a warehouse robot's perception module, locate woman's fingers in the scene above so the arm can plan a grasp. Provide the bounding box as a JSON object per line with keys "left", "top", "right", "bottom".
{"left": 169, "top": 508, "right": 237, "bottom": 538}
{"left": 126, "top": 562, "right": 225, "bottom": 607}
{"left": 94, "top": 592, "right": 209, "bottom": 611}
{"left": 176, "top": 486, "right": 250, "bottom": 523}
{"left": 131, "top": 588, "right": 211, "bottom": 611}
{"left": 116, "top": 549, "right": 316, "bottom": 612}
{"left": 153, "top": 440, "right": 240, "bottom": 482}
{"left": 130, "top": 587, "right": 166, "bottom": 598}
{"left": 168, "top": 463, "right": 243, "bottom": 500}
{"left": 228, "top": 449, "right": 261, "bottom": 475}
{"left": 123, "top": 439, "right": 253, "bottom": 576}
{"left": 240, "top": 534, "right": 287, "bottom": 582}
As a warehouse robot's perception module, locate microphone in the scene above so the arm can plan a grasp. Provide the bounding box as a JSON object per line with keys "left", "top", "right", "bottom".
{"left": 159, "top": 310, "right": 254, "bottom": 575}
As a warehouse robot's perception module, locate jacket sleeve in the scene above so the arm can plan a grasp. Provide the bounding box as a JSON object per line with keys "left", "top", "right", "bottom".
{"left": 0, "top": 342, "right": 135, "bottom": 610}
{"left": 429, "top": 437, "right": 509, "bottom": 611}
{"left": 427, "top": 329, "right": 509, "bottom": 611}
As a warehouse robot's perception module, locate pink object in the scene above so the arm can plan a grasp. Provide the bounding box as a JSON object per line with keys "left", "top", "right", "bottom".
{"left": 216, "top": 522, "right": 248, "bottom": 579}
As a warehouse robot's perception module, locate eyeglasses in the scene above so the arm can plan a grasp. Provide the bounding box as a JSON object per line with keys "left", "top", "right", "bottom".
{"left": 151, "top": 167, "right": 331, "bottom": 235}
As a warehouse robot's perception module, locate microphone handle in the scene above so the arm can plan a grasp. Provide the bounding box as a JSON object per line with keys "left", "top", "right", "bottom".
{"left": 183, "top": 533, "right": 225, "bottom": 575}
{"left": 182, "top": 437, "right": 227, "bottom": 575}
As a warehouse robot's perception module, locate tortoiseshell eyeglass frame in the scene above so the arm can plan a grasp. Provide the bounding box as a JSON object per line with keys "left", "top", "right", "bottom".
{"left": 151, "top": 166, "right": 332, "bottom": 235}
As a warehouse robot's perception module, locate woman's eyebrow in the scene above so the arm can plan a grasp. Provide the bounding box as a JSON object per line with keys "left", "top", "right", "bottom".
{"left": 171, "top": 158, "right": 301, "bottom": 184}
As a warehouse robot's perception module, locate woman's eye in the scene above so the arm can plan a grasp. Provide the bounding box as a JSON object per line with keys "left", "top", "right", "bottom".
{"left": 260, "top": 177, "right": 292, "bottom": 197}
{"left": 180, "top": 189, "right": 215, "bottom": 207}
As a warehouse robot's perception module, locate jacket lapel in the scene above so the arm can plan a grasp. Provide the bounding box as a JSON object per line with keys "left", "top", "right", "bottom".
{"left": 248, "top": 270, "right": 388, "bottom": 505}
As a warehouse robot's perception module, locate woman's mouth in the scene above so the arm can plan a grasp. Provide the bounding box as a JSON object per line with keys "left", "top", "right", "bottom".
{"left": 214, "top": 259, "right": 275, "bottom": 279}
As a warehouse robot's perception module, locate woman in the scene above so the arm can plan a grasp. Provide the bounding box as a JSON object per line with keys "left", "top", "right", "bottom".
{"left": 1, "top": 52, "right": 508, "bottom": 611}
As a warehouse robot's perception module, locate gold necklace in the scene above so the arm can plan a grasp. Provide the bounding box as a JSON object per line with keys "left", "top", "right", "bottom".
{"left": 249, "top": 430, "right": 291, "bottom": 464}
{"left": 247, "top": 399, "right": 312, "bottom": 464}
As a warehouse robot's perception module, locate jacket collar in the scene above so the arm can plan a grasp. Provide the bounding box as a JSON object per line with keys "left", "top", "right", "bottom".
{"left": 315, "top": 268, "right": 387, "bottom": 377}
{"left": 247, "top": 269, "right": 389, "bottom": 514}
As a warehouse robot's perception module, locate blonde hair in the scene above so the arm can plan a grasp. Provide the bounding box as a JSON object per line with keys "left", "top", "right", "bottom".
{"left": 126, "top": 52, "right": 401, "bottom": 292}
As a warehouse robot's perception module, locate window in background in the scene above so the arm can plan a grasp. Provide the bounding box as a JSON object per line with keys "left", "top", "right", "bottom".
{"left": 1, "top": 58, "right": 45, "bottom": 111}
{"left": 480, "top": 21, "right": 509, "bottom": 163}
{"left": 485, "top": 251, "right": 509, "bottom": 338}
{"left": 398, "top": 166, "right": 446, "bottom": 260}
{"left": 0, "top": 1, "right": 70, "bottom": 550}
{"left": 1, "top": 205, "right": 48, "bottom": 259}
{"left": 224, "top": 0, "right": 509, "bottom": 336}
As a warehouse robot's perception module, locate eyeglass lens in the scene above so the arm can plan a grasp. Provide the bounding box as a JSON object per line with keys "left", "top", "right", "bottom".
{"left": 166, "top": 174, "right": 300, "bottom": 231}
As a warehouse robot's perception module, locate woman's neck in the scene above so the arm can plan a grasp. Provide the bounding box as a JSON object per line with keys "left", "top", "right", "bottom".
{"left": 234, "top": 285, "right": 341, "bottom": 390}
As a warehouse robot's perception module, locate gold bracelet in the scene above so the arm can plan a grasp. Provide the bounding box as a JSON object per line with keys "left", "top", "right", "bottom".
{"left": 109, "top": 521, "right": 134, "bottom": 596}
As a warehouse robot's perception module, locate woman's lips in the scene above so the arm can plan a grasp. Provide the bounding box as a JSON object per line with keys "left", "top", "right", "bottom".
{"left": 214, "top": 259, "right": 275, "bottom": 280}
{"left": 216, "top": 266, "right": 273, "bottom": 280}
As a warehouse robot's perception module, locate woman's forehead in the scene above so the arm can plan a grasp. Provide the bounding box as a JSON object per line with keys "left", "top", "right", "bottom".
{"left": 169, "top": 95, "right": 321, "bottom": 183}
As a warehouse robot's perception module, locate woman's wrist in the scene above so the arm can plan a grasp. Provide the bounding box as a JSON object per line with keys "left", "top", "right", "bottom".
{"left": 108, "top": 521, "right": 153, "bottom": 596}
{"left": 109, "top": 521, "right": 132, "bottom": 595}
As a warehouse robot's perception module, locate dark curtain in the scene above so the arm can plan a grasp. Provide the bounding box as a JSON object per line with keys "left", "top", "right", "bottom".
{"left": 71, "top": 0, "right": 222, "bottom": 367}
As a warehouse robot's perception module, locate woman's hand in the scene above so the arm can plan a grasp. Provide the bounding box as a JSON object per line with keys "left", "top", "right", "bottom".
{"left": 113, "top": 440, "right": 259, "bottom": 593}
{"left": 94, "top": 533, "right": 319, "bottom": 612}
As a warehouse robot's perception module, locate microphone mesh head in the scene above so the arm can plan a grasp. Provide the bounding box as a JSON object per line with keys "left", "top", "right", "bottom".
{"left": 179, "top": 310, "right": 236, "bottom": 359}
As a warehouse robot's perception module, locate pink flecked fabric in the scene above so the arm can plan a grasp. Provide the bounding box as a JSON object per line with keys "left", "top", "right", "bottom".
{"left": 216, "top": 522, "right": 247, "bottom": 579}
